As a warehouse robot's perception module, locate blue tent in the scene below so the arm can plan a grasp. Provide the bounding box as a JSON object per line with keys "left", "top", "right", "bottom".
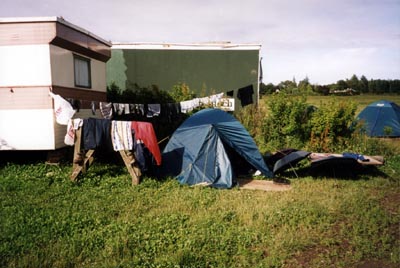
{"left": 161, "top": 108, "right": 273, "bottom": 188}
{"left": 356, "top": 100, "right": 400, "bottom": 137}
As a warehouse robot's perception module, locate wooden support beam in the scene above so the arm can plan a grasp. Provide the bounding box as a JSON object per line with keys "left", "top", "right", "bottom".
{"left": 70, "top": 128, "right": 95, "bottom": 181}
{"left": 70, "top": 127, "right": 142, "bottom": 185}
{"left": 119, "top": 150, "right": 141, "bottom": 186}
{"left": 72, "top": 127, "right": 83, "bottom": 173}
{"left": 70, "top": 149, "right": 94, "bottom": 181}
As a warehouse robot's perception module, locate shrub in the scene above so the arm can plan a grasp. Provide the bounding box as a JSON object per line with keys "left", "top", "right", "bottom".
{"left": 169, "top": 83, "right": 196, "bottom": 102}
{"left": 308, "top": 99, "right": 357, "bottom": 152}
{"left": 234, "top": 104, "right": 266, "bottom": 151}
{"left": 262, "top": 93, "right": 313, "bottom": 151}
{"left": 235, "top": 94, "right": 367, "bottom": 155}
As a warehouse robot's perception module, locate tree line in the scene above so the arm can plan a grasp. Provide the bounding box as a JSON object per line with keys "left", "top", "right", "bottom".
{"left": 260, "top": 75, "right": 400, "bottom": 95}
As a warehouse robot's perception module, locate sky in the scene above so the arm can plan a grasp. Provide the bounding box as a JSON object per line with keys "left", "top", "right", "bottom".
{"left": 2, "top": 0, "right": 400, "bottom": 85}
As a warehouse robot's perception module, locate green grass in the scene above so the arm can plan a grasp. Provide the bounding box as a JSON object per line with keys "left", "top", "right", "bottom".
{"left": 1, "top": 156, "right": 399, "bottom": 268}
{"left": 262, "top": 94, "right": 400, "bottom": 115}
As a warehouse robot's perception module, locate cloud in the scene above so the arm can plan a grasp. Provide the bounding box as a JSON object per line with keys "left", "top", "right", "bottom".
{"left": 1, "top": 0, "right": 399, "bottom": 84}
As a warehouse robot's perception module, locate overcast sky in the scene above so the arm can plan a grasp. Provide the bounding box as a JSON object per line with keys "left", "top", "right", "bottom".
{"left": 2, "top": 0, "right": 399, "bottom": 85}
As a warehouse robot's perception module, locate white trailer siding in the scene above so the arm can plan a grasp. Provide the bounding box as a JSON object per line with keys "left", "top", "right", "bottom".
{"left": 0, "top": 86, "right": 55, "bottom": 150}
{"left": 0, "top": 17, "right": 111, "bottom": 151}
{"left": 0, "top": 109, "right": 55, "bottom": 150}
{"left": 0, "top": 44, "right": 51, "bottom": 87}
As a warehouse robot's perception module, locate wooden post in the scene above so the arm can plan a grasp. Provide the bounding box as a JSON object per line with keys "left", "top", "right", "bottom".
{"left": 70, "top": 128, "right": 94, "bottom": 181}
{"left": 119, "top": 150, "right": 141, "bottom": 186}
{"left": 70, "top": 127, "right": 142, "bottom": 185}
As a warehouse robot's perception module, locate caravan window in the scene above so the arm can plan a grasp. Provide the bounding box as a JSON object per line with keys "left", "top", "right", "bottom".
{"left": 74, "top": 55, "right": 92, "bottom": 88}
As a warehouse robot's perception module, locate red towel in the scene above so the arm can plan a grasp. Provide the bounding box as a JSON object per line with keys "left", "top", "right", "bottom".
{"left": 131, "top": 121, "right": 162, "bottom": 165}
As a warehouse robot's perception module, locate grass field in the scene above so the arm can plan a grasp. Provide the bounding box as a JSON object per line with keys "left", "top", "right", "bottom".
{"left": 1, "top": 158, "right": 399, "bottom": 268}
{"left": 302, "top": 94, "right": 400, "bottom": 114}
{"left": 1, "top": 95, "right": 399, "bottom": 268}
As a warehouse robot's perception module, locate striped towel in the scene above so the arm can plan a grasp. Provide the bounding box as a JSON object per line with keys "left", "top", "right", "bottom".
{"left": 111, "top": 121, "right": 133, "bottom": 151}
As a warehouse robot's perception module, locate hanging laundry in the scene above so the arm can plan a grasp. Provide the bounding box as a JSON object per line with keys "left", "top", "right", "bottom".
{"left": 212, "top": 93, "right": 224, "bottom": 100}
{"left": 91, "top": 101, "right": 97, "bottom": 115}
{"left": 169, "top": 103, "right": 181, "bottom": 115}
{"left": 82, "top": 118, "right": 112, "bottom": 150}
{"left": 180, "top": 100, "right": 192, "bottom": 113}
{"left": 49, "top": 92, "right": 76, "bottom": 125}
{"left": 199, "top": 97, "right": 211, "bottom": 106}
{"left": 131, "top": 121, "right": 161, "bottom": 165}
{"left": 99, "top": 102, "right": 113, "bottom": 119}
{"left": 111, "top": 121, "right": 134, "bottom": 151}
{"left": 113, "top": 103, "right": 125, "bottom": 116}
{"left": 130, "top": 104, "right": 146, "bottom": 116}
{"left": 209, "top": 93, "right": 224, "bottom": 106}
{"left": 180, "top": 98, "right": 200, "bottom": 113}
{"left": 237, "top": 85, "right": 254, "bottom": 106}
{"left": 64, "top": 118, "right": 83, "bottom": 146}
{"left": 124, "top": 104, "right": 130, "bottom": 114}
{"left": 162, "top": 103, "right": 181, "bottom": 122}
{"left": 226, "top": 90, "right": 234, "bottom": 97}
{"left": 129, "top": 104, "right": 136, "bottom": 114}
{"left": 138, "top": 104, "right": 146, "bottom": 116}
{"left": 147, "top": 104, "right": 161, "bottom": 117}
{"left": 68, "top": 99, "right": 81, "bottom": 112}
{"left": 133, "top": 139, "right": 151, "bottom": 172}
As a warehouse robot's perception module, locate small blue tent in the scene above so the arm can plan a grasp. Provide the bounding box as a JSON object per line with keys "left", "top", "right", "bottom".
{"left": 161, "top": 108, "right": 273, "bottom": 188}
{"left": 356, "top": 100, "right": 400, "bottom": 137}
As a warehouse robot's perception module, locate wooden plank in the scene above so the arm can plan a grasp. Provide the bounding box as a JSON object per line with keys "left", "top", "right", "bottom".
{"left": 119, "top": 150, "right": 141, "bottom": 186}
{"left": 71, "top": 128, "right": 96, "bottom": 181}
{"left": 70, "top": 128, "right": 142, "bottom": 186}
{"left": 71, "top": 149, "right": 94, "bottom": 181}
{"left": 72, "top": 128, "right": 82, "bottom": 173}
{"left": 238, "top": 179, "right": 291, "bottom": 191}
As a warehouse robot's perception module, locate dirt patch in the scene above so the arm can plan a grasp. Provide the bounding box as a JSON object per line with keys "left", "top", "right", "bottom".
{"left": 237, "top": 179, "right": 291, "bottom": 191}
{"left": 357, "top": 259, "right": 398, "bottom": 268}
{"left": 380, "top": 191, "right": 400, "bottom": 215}
{"left": 284, "top": 245, "right": 329, "bottom": 268}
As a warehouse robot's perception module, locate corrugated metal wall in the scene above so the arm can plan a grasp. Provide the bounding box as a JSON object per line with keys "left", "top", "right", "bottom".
{"left": 107, "top": 48, "right": 260, "bottom": 110}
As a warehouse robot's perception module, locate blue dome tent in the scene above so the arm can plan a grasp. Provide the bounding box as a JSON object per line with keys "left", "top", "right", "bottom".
{"left": 161, "top": 108, "right": 273, "bottom": 188}
{"left": 355, "top": 100, "right": 400, "bottom": 137}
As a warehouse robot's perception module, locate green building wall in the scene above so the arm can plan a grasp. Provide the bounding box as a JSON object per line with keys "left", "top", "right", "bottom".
{"left": 106, "top": 46, "right": 261, "bottom": 110}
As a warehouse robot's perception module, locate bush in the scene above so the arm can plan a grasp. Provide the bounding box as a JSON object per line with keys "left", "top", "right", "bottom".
{"left": 262, "top": 93, "right": 313, "bottom": 151}
{"left": 235, "top": 94, "right": 372, "bottom": 155}
{"left": 307, "top": 98, "right": 357, "bottom": 152}
{"left": 234, "top": 105, "right": 266, "bottom": 151}
{"left": 169, "top": 83, "right": 196, "bottom": 102}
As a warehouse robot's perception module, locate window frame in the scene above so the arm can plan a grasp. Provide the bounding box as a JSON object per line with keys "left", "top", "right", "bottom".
{"left": 73, "top": 54, "right": 92, "bottom": 89}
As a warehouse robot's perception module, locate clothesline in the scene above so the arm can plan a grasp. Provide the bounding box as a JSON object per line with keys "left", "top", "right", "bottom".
{"left": 50, "top": 91, "right": 230, "bottom": 125}
{"left": 50, "top": 82, "right": 255, "bottom": 125}
{"left": 98, "top": 92, "right": 226, "bottom": 119}
{"left": 66, "top": 118, "right": 162, "bottom": 172}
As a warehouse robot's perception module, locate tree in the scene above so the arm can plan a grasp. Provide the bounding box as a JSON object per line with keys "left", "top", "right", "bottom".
{"left": 370, "top": 79, "right": 390, "bottom": 94}
{"left": 259, "top": 83, "right": 275, "bottom": 95}
{"left": 389, "top": 80, "right": 400, "bottom": 94}
{"left": 314, "top": 85, "right": 330, "bottom": 95}
{"left": 336, "top": 80, "right": 348, "bottom": 90}
{"left": 359, "top": 75, "right": 369, "bottom": 93}
{"left": 278, "top": 80, "right": 297, "bottom": 93}
{"left": 298, "top": 76, "right": 312, "bottom": 94}
{"left": 347, "top": 74, "right": 360, "bottom": 92}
